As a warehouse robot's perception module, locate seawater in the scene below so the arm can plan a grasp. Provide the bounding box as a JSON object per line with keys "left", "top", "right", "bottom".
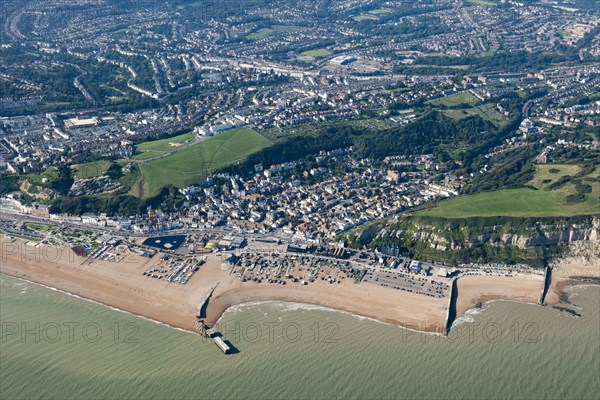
{"left": 1, "top": 275, "right": 598, "bottom": 400}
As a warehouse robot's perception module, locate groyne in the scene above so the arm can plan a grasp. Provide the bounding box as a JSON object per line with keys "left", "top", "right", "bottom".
{"left": 444, "top": 278, "right": 458, "bottom": 335}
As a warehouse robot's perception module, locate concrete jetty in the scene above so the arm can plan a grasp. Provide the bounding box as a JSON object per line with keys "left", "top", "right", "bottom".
{"left": 195, "top": 284, "right": 234, "bottom": 354}
{"left": 213, "top": 336, "right": 231, "bottom": 354}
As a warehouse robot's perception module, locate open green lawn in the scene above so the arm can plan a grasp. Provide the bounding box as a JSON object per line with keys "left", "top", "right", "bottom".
{"left": 442, "top": 108, "right": 481, "bottom": 120}
{"left": 73, "top": 160, "right": 112, "bottom": 179}
{"left": 370, "top": 8, "right": 392, "bottom": 14}
{"left": 354, "top": 14, "right": 379, "bottom": 21}
{"left": 430, "top": 91, "right": 481, "bottom": 107}
{"left": 130, "top": 152, "right": 161, "bottom": 161}
{"left": 132, "top": 128, "right": 271, "bottom": 198}
{"left": 300, "top": 48, "right": 332, "bottom": 58}
{"left": 25, "top": 167, "right": 60, "bottom": 185}
{"left": 467, "top": 0, "right": 497, "bottom": 6}
{"left": 24, "top": 222, "right": 56, "bottom": 232}
{"left": 416, "top": 164, "right": 599, "bottom": 218}
{"left": 353, "top": 8, "right": 392, "bottom": 21}
{"left": 430, "top": 92, "right": 508, "bottom": 127}
{"left": 442, "top": 104, "right": 508, "bottom": 127}
{"left": 246, "top": 28, "right": 273, "bottom": 40}
{"left": 110, "top": 28, "right": 129, "bottom": 35}
{"left": 136, "top": 132, "right": 195, "bottom": 153}
{"left": 529, "top": 164, "right": 582, "bottom": 188}
{"left": 246, "top": 26, "right": 301, "bottom": 40}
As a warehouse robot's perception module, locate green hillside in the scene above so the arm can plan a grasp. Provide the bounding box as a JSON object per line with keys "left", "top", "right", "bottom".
{"left": 417, "top": 164, "right": 599, "bottom": 218}
{"left": 131, "top": 128, "right": 271, "bottom": 198}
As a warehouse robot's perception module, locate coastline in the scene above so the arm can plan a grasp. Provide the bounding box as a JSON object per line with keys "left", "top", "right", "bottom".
{"left": 6, "top": 269, "right": 571, "bottom": 338}
{"left": 205, "top": 285, "right": 448, "bottom": 334}
{"left": 0, "top": 237, "right": 567, "bottom": 336}
{"left": 0, "top": 273, "right": 200, "bottom": 336}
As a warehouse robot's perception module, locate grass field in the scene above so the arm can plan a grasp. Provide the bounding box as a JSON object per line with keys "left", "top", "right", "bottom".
{"left": 353, "top": 8, "right": 392, "bottom": 21}
{"left": 131, "top": 152, "right": 161, "bottom": 161}
{"left": 131, "top": 128, "right": 271, "bottom": 198}
{"left": 430, "top": 91, "right": 481, "bottom": 107}
{"left": 416, "top": 164, "right": 599, "bottom": 218}
{"left": 354, "top": 14, "right": 379, "bottom": 21}
{"left": 370, "top": 8, "right": 392, "bottom": 14}
{"left": 110, "top": 28, "right": 129, "bottom": 35}
{"left": 429, "top": 92, "right": 508, "bottom": 127}
{"left": 73, "top": 160, "right": 112, "bottom": 179}
{"left": 246, "top": 28, "right": 273, "bottom": 40}
{"left": 24, "top": 167, "right": 60, "bottom": 185}
{"left": 246, "top": 25, "right": 302, "bottom": 40}
{"left": 24, "top": 222, "right": 55, "bottom": 232}
{"left": 442, "top": 105, "right": 508, "bottom": 126}
{"left": 529, "top": 164, "right": 582, "bottom": 188}
{"left": 300, "top": 48, "right": 332, "bottom": 58}
{"left": 467, "top": 0, "right": 497, "bottom": 6}
{"left": 136, "top": 132, "right": 195, "bottom": 153}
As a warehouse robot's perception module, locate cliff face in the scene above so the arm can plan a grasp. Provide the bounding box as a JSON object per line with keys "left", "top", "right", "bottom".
{"left": 499, "top": 219, "right": 598, "bottom": 249}
{"left": 388, "top": 217, "right": 599, "bottom": 251}
{"left": 550, "top": 240, "right": 600, "bottom": 273}
{"left": 359, "top": 215, "right": 599, "bottom": 266}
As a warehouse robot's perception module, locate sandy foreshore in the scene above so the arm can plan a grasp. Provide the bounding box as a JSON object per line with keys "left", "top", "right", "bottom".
{"left": 204, "top": 282, "right": 448, "bottom": 333}
{"left": 455, "top": 274, "right": 544, "bottom": 316}
{"left": 545, "top": 247, "right": 600, "bottom": 305}
{"left": 0, "top": 239, "right": 208, "bottom": 332}
{"left": 0, "top": 237, "right": 554, "bottom": 335}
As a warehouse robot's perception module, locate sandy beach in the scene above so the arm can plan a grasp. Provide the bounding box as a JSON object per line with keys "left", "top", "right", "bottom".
{"left": 455, "top": 274, "right": 544, "bottom": 316}
{"left": 205, "top": 281, "right": 448, "bottom": 332}
{"left": 545, "top": 243, "right": 600, "bottom": 305}
{"left": 0, "top": 237, "right": 554, "bottom": 335}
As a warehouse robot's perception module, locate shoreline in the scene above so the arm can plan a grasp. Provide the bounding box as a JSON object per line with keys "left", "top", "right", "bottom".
{"left": 4, "top": 270, "right": 569, "bottom": 337}
{"left": 1, "top": 268, "right": 446, "bottom": 335}
{"left": 0, "top": 237, "right": 565, "bottom": 337}
{"left": 207, "top": 290, "right": 448, "bottom": 334}
{"left": 0, "top": 272, "right": 200, "bottom": 336}
{"left": 197, "top": 299, "right": 446, "bottom": 337}
{"left": 5, "top": 270, "right": 595, "bottom": 337}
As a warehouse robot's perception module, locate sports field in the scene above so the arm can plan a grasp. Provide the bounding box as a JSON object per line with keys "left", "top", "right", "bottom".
{"left": 300, "top": 48, "right": 332, "bottom": 58}
{"left": 131, "top": 128, "right": 271, "bottom": 198}
{"left": 416, "top": 164, "right": 599, "bottom": 218}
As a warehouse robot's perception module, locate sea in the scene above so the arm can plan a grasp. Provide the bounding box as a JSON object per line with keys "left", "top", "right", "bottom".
{"left": 0, "top": 274, "right": 598, "bottom": 400}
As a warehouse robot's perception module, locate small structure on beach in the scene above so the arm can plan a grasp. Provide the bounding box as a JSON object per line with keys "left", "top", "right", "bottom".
{"left": 409, "top": 260, "right": 422, "bottom": 273}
